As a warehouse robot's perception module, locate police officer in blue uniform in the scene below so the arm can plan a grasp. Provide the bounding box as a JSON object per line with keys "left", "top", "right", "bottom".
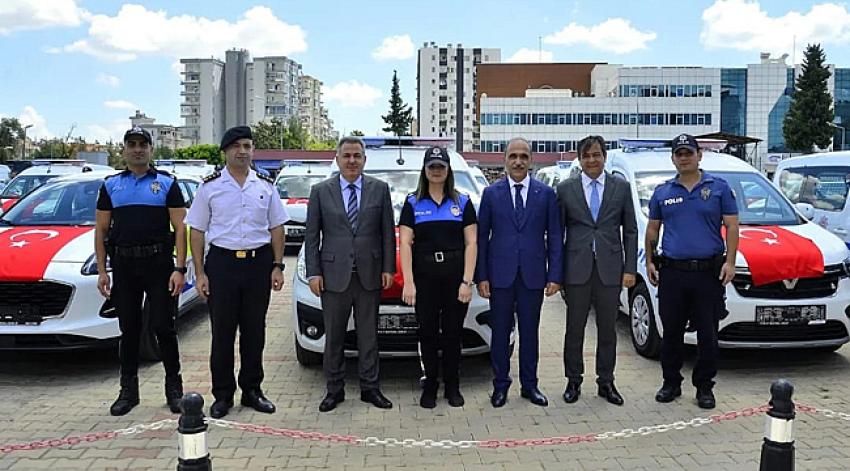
{"left": 95, "top": 126, "right": 188, "bottom": 416}
{"left": 399, "top": 146, "right": 477, "bottom": 409}
{"left": 186, "top": 126, "right": 289, "bottom": 419}
{"left": 645, "top": 133, "right": 739, "bottom": 409}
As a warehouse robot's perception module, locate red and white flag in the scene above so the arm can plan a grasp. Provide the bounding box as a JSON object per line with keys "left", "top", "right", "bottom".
{"left": 730, "top": 225, "right": 824, "bottom": 286}
{"left": 0, "top": 227, "right": 92, "bottom": 281}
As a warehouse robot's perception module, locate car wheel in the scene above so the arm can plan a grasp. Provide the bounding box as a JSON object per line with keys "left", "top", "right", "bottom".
{"left": 630, "top": 282, "right": 661, "bottom": 359}
{"left": 295, "top": 334, "right": 323, "bottom": 366}
{"left": 139, "top": 298, "right": 162, "bottom": 362}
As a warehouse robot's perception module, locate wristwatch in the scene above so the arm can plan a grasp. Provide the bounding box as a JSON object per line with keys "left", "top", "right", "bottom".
{"left": 273, "top": 262, "right": 285, "bottom": 270}
{"left": 174, "top": 266, "right": 188, "bottom": 274}
{"left": 461, "top": 279, "right": 474, "bottom": 287}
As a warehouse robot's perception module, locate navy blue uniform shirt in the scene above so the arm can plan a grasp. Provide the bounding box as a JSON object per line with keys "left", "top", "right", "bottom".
{"left": 399, "top": 192, "right": 476, "bottom": 254}
{"left": 648, "top": 171, "right": 737, "bottom": 260}
{"left": 96, "top": 167, "right": 185, "bottom": 246}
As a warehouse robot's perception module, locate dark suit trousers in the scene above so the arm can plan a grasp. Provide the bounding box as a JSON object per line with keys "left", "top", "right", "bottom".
{"left": 321, "top": 272, "right": 380, "bottom": 394}
{"left": 564, "top": 260, "right": 620, "bottom": 385}
{"left": 490, "top": 272, "right": 544, "bottom": 390}
{"left": 206, "top": 245, "right": 272, "bottom": 401}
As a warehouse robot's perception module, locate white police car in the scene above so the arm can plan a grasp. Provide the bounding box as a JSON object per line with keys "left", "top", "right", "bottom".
{"left": 154, "top": 160, "right": 216, "bottom": 179}
{"left": 273, "top": 161, "right": 331, "bottom": 250}
{"left": 536, "top": 161, "right": 579, "bottom": 190}
{"left": 0, "top": 171, "right": 203, "bottom": 359}
{"left": 0, "top": 160, "right": 113, "bottom": 214}
{"left": 580, "top": 139, "right": 850, "bottom": 357}
{"left": 291, "top": 137, "right": 500, "bottom": 365}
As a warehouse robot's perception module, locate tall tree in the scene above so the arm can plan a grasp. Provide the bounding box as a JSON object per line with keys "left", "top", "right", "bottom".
{"left": 287, "top": 117, "right": 308, "bottom": 150}
{"left": 783, "top": 44, "right": 834, "bottom": 153}
{"left": 0, "top": 118, "right": 24, "bottom": 162}
{"left": 174, "top": 144, "right": 223, "bottom": 166}
{"left": 252, "top": 118, "right": 286, "bottom": 150}
{"left": 381, "top": 70, "right": 413, "bottom": 136}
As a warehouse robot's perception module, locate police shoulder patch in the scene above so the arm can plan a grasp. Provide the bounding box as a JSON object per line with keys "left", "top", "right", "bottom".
{"left": 203, "top": 171, "right": 221, "bottom": 183}
{"left": 257, "top": 172, "right": 275, "bottom": 185}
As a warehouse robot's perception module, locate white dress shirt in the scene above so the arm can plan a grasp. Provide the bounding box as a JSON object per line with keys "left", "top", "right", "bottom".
{"left": 581, "top": 171, "right": 606, "bottom": 207}
{"left": 508, "top": 174, "right": 531, "bottom": 208}
{"left": 185, "top": 167, "right": 289, "bottom": 250}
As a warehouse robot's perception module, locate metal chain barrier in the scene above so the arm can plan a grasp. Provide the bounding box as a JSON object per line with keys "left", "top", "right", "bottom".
{"left": 0, "top": 419, "right": 177, "bottom": 454}
{"left": 797, "top": 404, "right": 850, "bottom": 422}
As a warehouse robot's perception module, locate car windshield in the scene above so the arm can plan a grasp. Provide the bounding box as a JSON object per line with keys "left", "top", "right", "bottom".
{"left": 0, "top": 178, "right": 102, "bottom": 226}
{"left": 276, "top": 175, "right": 327, "bottom": 199}
{"left": 1, "top": 175, "right": 59, "bottom": 198}
{"left": 776, "top": 166, "right": 850, "bottom": 213}
{"left": 364, "top": 170, "right": 480, "bottom": 222}
{"left": 634, "top": 171, "right": 800, "bottom": 225}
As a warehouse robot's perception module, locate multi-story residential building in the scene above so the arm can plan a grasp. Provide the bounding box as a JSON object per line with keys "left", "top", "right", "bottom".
{"left": 417, "top": 42, "right": 500, "bottom": 151}
{"left": 179, "top": 58, "right": 225, "bottom": 147}
{"left": 299, "top": 75, "right": 325, "bottom": 140}
{"left": 129, "top": 110, "right": 182, "bottom": 151}
{"left": 247, "top": 56, "right": 302, "bottom": 128}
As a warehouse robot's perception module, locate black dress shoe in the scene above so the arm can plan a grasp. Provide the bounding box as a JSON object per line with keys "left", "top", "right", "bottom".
{"left": 445, "top": 388, "right": 465, "bottom": 408}
{"left": 655, "top": 384, "right": 682, "bottom": 403}
{"left": 110, "top": 376, "right": 139, "bottom": 417}
{"left": 491, "top": 389, "right": 508, "bottom": 408}
{"left": 696, "top": 387, "right": 716, "bottom": 409}
{"left": 520, "top": 387, "right": 549, "bottom": 407}
{"left": 241, "top": 390, "right": 276, "bottom": 414}
{"left": 562, "top": 381, "right": 581, "bottom": 404}
{"left": 597, "top": 383, "right": 624, "bottom": 406}
{"left": 318, "top": 391, "right": 345, "bottom": 412}
{"left": 360, "top": 389, "right": 393, "bottom": 409}
{"left": 209, "top": 399, "right": 234, "bottom": 419}
{"left": 164, "top": 374, "right": 183, "bottom": 414}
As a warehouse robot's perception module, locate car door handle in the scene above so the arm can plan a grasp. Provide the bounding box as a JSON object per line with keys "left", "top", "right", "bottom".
{"left": 833, "top": 228, "right": 847, "bottom": 235}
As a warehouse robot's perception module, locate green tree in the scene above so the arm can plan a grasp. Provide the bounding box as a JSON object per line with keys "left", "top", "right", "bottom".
{"left": 0, "top": 118, "right": 24, "bottom": 162}
{"left": 32, "top": 138, "right": 74, "bottom": 159}
{"left": 153, "top": 146, "right": 175, "bottom": 160}
{"left": 783, "top": 44, "right": 835, "bottom": 153}
{"left": 253, "top": 117, "right": 286, "bottom": 150}
{"left": 305, "top": 137, "right": 336, "bottom": 150}
{"left": 174, "top": 144, "right": 223, "bottom": 166}
{"left": 381, "top": 70, "right": 413, "bottom": 136}
{"left": 286, "top": 117, "right": 307, "bottom": 150}
{"left": 350, "top": 130, "right": 365, "bottom": 136}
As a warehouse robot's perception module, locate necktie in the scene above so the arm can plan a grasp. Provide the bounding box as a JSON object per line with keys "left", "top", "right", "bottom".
{"left": 590, "top": 180, "right": 600, "bottom": 222}
{"left": 346, "top": 183, "right": 358, "bottom": 231}
{"left": 514, "top": 183, "right": 524, "bottom": 222}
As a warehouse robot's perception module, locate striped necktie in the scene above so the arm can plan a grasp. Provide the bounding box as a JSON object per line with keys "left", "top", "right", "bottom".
{"left": 347, "top": 183, "right": 358, "bottom": 231}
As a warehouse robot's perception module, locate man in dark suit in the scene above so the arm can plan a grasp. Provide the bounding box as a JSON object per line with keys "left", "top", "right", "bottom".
{"left": 304, "top": 136, "right": 396, "bottom": 412}
{"left": 557, "top": 135, "right": 637, "bottom": 406}
{"left": 476, "top": 137, "right": 563, "bottom": 408}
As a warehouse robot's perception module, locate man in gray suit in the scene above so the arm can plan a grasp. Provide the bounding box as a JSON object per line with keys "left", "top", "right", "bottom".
{"left": 557, "top": 135, "right": 637, "bottom": 406}
{"left": 305, "top": 136, "right": 396, "bottom": 412}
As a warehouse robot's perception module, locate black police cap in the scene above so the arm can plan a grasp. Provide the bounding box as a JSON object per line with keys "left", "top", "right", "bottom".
{"left": 123, "top": 126, "right": 152, "bottom": 145}
{"left": 220, "top": 126, "right": 253, "bottom": 150}
{"left": 423, "top": 146, "right": 450, "bottom": 167}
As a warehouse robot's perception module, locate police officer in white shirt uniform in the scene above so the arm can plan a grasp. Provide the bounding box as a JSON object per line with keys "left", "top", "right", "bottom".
{"left": 186, "top": 126, "right": 289, "bottom": 419}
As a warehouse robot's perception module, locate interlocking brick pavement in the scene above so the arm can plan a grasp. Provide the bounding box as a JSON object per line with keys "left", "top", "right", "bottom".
{"left": 0, "top": 256, "right": 849, "bottom": 470}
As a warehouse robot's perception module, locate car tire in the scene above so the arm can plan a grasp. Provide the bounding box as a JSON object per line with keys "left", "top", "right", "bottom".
{"left": 139, "top": 299, "right": 162, "bottom": 362}
{"left": 295, "top": 334, "right": 323, "bottom": 366}
{"left": 630, "top": 282, "right": 661, "bottom": 359}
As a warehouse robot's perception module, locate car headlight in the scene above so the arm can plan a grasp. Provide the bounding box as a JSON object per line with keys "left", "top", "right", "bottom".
{"left": 296, "top": 252, "right": 308, "bottom": 284}
{"left": 81, "top": 253, "right": 110, "bottom": 276}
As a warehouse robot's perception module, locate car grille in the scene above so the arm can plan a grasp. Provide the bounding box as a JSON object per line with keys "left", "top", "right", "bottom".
{"left": 0, "top": 282, "right": 73, "bottom": 320}
{"left": 731, "top": 264, "right": 844, "bottom": 299}
{"left": 719, "top": 320, "right": 849, "bottom": 343}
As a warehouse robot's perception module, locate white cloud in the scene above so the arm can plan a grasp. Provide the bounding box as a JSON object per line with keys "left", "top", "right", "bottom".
{"left": 18, "top": 106, "right": 52, "bottom": 139}
{"left": 96, "top": 73, "right": 120, "bottom": 88}
{"left": 0, "top": 0, "right": 88, "bottom": 35}
{"left": 322, "top": 81, "right": 382, "bottom": 109}
{"left": 372, "top": 34, "right": 415, "bottom": 61}
{"left": 701, "top": 0, "right": 850, "bottom": 56}
{"left": 103, "top": 100, "right": 136, "bottom": 110}
{"left": 53, "top": 5, "right": 307, "bottom": 62}
{"left": 543, "top": 18, "right": 656, "bottom": 54}
{"left": 85, "top": 121, "right": 129, "bottom": 143}
{"left": 506, "top": 48, "right": 554, "bottom": 63}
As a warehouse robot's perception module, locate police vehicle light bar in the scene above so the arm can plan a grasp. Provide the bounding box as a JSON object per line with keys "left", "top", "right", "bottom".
{"left": 619, "top": 138, "right": 728, "bottom": 152}
{"left": 557, "top": 160, "right": 571, "bottom": 169}
{"left": 362, "top": 136, "right": 455, "bottom": 149}
{"left": 31, "top": 159, "right": 87, "bottom": 166}
{"left": 155, "top": 160, "right": 206, "bottom": 166}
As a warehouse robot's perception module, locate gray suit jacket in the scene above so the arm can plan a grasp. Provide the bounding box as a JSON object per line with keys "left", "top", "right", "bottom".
{"left": 304, "top": 174, "right": 396, "bottom": 293}
{"left": 556, "top": 172, "right": 638, "bottom": 286}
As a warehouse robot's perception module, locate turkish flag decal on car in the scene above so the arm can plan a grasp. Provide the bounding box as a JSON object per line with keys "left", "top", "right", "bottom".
{"left": 0, "top": 227, "right": 92, "bottom": 281}
{"left": 732, "top": 225, "right": 825, "bottom": 286}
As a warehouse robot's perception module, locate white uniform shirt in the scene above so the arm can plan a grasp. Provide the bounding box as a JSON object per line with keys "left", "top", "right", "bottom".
{"left": 185, "top": 167, "right": 289, "bottom": 250}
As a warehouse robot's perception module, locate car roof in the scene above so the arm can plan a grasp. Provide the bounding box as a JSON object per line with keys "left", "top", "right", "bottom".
{"left": 774, "top": 151, "right": 850, "bottom": 170}
{"left": 330, "top": 146, "right": 471, "bottom": 172}
{"left": 18, "top": 163, "right": 113, "bottom": 176}
{"left": 277, "top": 161, "right": 331, "bottom": 177}
{"left": 608, "top": 149, "right": 759, "bottom": 175}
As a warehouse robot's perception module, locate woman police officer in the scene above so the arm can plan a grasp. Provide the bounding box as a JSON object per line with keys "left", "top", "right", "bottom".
{"left": 399, "top": 146, "right": 478, "bottom": 409}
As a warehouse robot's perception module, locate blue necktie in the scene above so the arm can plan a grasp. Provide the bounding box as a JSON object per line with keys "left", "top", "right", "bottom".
{"left": 590, "top": 179, "right": 600, "bottom": 222}
{"left": 346, "top": 183, "right": 358, "bottom": 231}
{"left": 514, "top": 183, "right": 524, "bottom": 222}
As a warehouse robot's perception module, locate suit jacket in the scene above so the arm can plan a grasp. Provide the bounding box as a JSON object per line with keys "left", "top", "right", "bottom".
{"left": 557, "top": 172, "right": 638, "bottom": 286}
{"left": 475, "top": 177, "right": 563, "bottom": 290}
{"left": 304, "top": 174, "right": 396, "bottom": 293}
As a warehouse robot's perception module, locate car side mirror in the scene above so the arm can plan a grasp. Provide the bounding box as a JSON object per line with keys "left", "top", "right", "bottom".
{"left": 794, "top": 202, "right": 815, "bottom": 220}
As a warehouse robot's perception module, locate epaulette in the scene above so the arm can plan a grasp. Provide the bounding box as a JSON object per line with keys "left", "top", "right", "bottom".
{"left": 257, "top": 172, "right": 275, "bottom": 185}
{"left": 203, "top": 171, "right": 221, "bottom": 183}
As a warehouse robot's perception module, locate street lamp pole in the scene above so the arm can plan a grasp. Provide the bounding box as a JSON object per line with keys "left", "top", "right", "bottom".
{"left": 21, "top": 124, "right": 33, "bottom": 159}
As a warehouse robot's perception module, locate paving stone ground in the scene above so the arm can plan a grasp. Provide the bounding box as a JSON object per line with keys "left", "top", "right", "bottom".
{"left": 1, "top": 255, "right": 849, "bottom": 470}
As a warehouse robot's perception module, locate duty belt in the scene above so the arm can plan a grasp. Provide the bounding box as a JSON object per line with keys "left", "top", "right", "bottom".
{"left": 660, "top": 254, "right": 723, "bottom": 272}
{"left": 417, "top": 250, "right": 463, "bottom": 263}
{"left": 113, "top": 243, "right": 169, "bottom": 258}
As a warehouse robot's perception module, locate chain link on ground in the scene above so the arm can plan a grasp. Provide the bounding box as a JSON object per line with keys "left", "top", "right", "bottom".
{"left": 4, "top": 403, "right": 850, "bottom": 454}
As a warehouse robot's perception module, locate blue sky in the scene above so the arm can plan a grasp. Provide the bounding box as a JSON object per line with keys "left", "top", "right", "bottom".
{"left": 2, "top": 0, "right": 850, "bottom": 143}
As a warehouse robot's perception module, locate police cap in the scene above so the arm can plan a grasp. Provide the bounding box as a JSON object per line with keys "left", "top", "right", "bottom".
{"left": 220, "top": 126, "right": 253, "bottom": 151}
{"left": 123, "top": 126, "right": 152, "bottom": 145}
{"left": 423, "top": 146, "right": 450, "bottom": 168}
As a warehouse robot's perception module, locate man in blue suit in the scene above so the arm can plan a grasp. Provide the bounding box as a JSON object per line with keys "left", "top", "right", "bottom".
{"left": 476, "top": 137, "right": 563, "bottom": 407}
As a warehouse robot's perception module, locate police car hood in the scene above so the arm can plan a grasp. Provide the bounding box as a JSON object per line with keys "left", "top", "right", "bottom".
{"left": 0, "top": 226, "right": 95, "bottom": 281}
{"left": 283, "top": 201, "right": 308, "bottom": 224}
{"left": 732, "top": 222, "right": 848, "bottom": 267}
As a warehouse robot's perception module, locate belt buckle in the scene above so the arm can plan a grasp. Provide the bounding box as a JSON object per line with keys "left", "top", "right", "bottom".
{"left": 235, "top": 250, "right": 247, "bottom": 259}
{"left": 434, "top": 251, "right": 444, "bottom": 263}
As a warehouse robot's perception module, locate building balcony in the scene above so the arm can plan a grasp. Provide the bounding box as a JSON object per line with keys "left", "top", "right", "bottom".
{"left": 180, "top": 90, "right": 200, "bottom": 96}
{"left": 180, "top": 79, "right": 199, "bottom": 85}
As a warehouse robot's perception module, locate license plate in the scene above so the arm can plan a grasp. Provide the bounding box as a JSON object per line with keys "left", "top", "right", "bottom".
{"left": 377, "top": 314, "right": 418, "bottom": 334}
{"left": 0, "top": 305, "right": 43, "bottom": 325}
{"left": 755, "top": 305, "right": 826, "bottom": 326}
{"left": 287, "top": 227, "right": 305, "bottom": 237}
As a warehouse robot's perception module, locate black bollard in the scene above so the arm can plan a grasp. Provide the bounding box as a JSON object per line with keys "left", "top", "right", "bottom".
{"left": 177, "top": 393, "right": 212, "bottom": 471}
{"left": 759, "top": 379, "right": 795, "bottom": 471}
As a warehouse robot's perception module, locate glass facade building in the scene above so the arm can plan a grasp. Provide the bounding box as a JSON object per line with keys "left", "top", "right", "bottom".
{"left": 835, "top": 69, "right": 850, "bottom": 151}
{"left": 720, "top": 69, "right": 747, "bottom": 136}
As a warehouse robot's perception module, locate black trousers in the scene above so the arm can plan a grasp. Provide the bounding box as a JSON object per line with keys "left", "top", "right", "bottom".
{"left": 206, "top": 245, "right": 272, "bottom": 401}
{"left": 414, "top": 255, "right": 468, "bottom": 389}
{"left": 111, "top": 252, "right": 180, "bottom": 378}
{"left": 658, "top": 265, "right": 725, "bottom": 388}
